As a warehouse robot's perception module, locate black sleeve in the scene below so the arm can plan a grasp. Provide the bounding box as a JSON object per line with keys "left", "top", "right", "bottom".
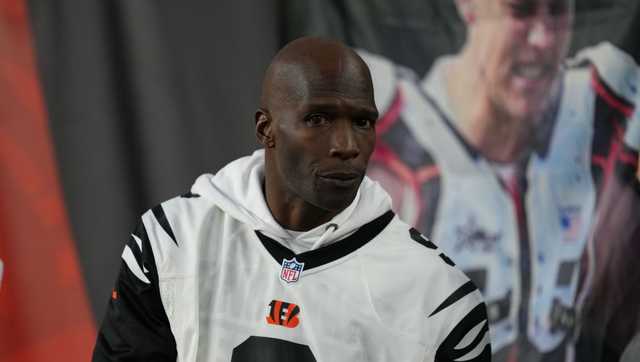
{"left": 92, "top": 221, "right": 177, "bottom": 361}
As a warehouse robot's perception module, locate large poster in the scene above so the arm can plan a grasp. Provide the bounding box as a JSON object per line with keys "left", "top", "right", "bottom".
{"left": 286, "top": 1, "right": 640, "bottom": 361}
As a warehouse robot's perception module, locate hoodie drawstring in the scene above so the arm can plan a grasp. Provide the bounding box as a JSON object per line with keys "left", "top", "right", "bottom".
{"left": 310, "top": 223, "right": 339, "bottom": 250}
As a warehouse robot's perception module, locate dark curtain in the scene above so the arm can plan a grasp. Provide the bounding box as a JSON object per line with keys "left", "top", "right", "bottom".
{"left": 283, "top": 0, "right": 464, "bottom": 77}
{"left": 27, "top": 0, "right": 280, "bottom": 320}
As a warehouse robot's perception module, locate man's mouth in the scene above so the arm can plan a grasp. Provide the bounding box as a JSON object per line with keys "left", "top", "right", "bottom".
{"left": 513, "top": 63, "right": 553, "bottom": 81}
{"left": 317, "top": 171, "right": 362, "bottom": 188}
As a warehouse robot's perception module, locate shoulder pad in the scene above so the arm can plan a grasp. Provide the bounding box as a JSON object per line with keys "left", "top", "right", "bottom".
{"left": 571, "top": 42, "right": 639, "bottom": 103}
{"left": 357, "top": 49, "right": 399, "bottom": 114}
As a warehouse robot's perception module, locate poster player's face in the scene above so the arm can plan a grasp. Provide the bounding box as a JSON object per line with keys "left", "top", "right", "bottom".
{"left": 470, "top": 0, "right": 573, "bottom": 120}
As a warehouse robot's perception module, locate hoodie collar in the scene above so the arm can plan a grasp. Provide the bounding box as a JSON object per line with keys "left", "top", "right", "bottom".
{"left": 255, "top": 210, "right": 395, "bottom": 271}
{"left": 191, "top": 149, "right": 393, "bottom": 253}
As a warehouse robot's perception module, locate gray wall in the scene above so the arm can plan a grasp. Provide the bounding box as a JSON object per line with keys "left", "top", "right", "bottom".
{"left": 29, "top": 0, "right": 280, "bottom": 320}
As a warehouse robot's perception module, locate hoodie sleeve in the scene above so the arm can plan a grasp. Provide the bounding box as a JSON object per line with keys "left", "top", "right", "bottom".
{"left": 92, "top": 220, "right": 177, "bottom": 362}
{"left": 431, "top": 291, "right": 491, "bottom": 361}
{"left": 424, "top": 271, "right": 491, "bottom": 362}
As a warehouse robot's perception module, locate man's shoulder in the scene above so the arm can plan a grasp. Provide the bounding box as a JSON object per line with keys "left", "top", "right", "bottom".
{"left": 369, "top": 217, "right": 472, "bottom": 288}
{"left": 138, "top": 191, "right": 233, "bottom": 271}
{"left": 363, "top": 217, "right": 488, "bottom": 353}
{"left": 142, "top": 191, "right": 213, "bottom": 240}
{"left": 370, "top": 56, "right": 459, "bottom": 163}
{"left": 357, "top": 49, "right": 424, "bottom": 114}
{"left": 568, "top": 42, "right": 638, "bottom": 108}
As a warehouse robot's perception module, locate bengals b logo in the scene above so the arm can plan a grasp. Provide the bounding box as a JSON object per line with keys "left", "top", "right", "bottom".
{"left": 266, "top": 300, "right": 300, "bottom": 328}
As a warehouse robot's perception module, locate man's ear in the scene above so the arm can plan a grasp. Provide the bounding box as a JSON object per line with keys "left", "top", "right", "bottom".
{"left": 255, "top": 108, "right": 275, "bottom": 148}
{"left": 455, "top": 0, "right": 476, "bottom": 25}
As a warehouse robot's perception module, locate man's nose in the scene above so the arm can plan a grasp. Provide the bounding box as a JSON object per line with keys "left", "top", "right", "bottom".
{"left": 527, "top": 14, "right": 562, "bottom": 50}
{"left": 329, "top": 120, "right": 360, "bottom": 160}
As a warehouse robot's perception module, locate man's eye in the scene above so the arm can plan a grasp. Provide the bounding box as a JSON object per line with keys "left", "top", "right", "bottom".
{"left": 306, "top": 114, "right": 329, "bottom": 126}
{"left": 508, "top": 1, "right": 536, "bottom": 18}
{"left": 354, "top": 119, "right": 374, "bottom": 129}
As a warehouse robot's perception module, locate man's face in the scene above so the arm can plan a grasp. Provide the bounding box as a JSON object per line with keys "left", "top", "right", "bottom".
{"left": 267, "top": 63, "right": 378, "bottom": 213}
{"left": 469, "top": 0, "right": 573, "bottom": 120}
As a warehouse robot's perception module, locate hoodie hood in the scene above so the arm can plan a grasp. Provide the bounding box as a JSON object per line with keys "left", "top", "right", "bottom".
{"left": 192, "top": 149, "right": 392, "bottom": 253}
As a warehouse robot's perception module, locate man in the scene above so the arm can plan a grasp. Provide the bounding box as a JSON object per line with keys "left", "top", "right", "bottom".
{"left": 360, "top": 0, "right": 640, "bottom": 361}
{"left": 92, "top": 37, "right": 491, "bottom": 361}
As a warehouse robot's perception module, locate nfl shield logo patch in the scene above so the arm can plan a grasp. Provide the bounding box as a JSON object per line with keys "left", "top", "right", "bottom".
{"left": 280, "top": 257, "right": 304, "bottom": 283}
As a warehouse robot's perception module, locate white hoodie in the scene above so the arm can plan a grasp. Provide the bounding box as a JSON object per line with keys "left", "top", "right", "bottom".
{"left": 192, "top": 149, "right": 393, "bottom": 254}
{"left": 94, "top": 149, "right": 490, "bottom": 362}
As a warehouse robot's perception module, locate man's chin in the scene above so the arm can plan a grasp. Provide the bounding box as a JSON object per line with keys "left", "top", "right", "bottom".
{"left": 506, "top": 78, "right": 558, "bottom": 118}
{"left": 313, "top": 191, "right": 358, "bottom": 214}
{"left": 505, "top": 96, "right": 550, "bottom": 122}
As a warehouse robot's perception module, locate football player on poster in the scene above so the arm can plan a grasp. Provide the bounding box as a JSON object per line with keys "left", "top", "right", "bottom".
{"left": 361, "top": 0, "right": 640, "bottom": 361}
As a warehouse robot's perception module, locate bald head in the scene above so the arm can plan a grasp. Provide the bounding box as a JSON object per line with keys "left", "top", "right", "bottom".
{"left": 260, "top": 37, "right": 374, "bottom": 111}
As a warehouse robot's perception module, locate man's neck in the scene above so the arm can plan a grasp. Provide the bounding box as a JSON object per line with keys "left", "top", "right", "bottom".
{"left": 445, "top": 54, "right": 540, "bottom": 163}
{"left": 263, "top": 180, "right": 338, "bottom": 232}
